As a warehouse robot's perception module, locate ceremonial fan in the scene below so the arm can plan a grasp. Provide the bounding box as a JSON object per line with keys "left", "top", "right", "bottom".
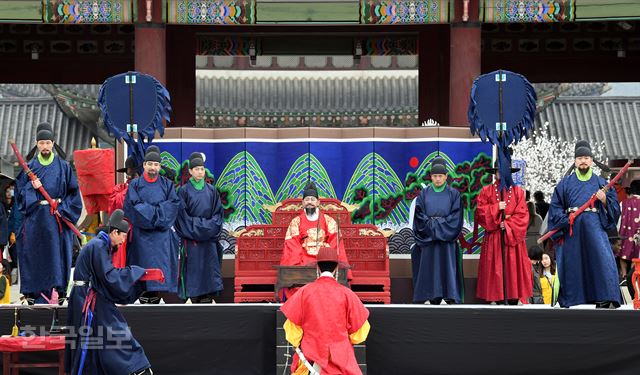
{"left": 97, "top": 71, "right": 171, "bottom": 168}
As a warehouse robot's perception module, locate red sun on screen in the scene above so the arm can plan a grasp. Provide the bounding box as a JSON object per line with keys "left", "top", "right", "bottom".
{"left": 409, "top": 157, "right": 419, "bottom": 168}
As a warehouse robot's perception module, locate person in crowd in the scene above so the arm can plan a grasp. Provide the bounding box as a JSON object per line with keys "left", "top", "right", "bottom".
{"left": 533, "top": 190, "right": 550, "bottom": 220}
{"left": 540, "top": 252, "right": 558, "bottom": 305}
{"left": 528, "top": 245, "right": 544, "bottom": 304}
{"left": 619, "top": 180, "right": 640, "bottom": 280}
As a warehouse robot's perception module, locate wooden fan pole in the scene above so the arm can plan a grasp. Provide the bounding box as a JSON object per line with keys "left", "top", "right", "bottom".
{"left": 498, "top": 71, "right": 508, "bottom": 306}
{"left": 129, "top": 73, "right": 134, "bottom": 139}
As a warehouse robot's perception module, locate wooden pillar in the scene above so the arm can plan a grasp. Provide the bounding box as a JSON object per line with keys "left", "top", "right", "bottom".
{"left": 135, "top": 0, "right": 166, "bottom": 84}
{"left": 166, "top": 27, "right": 196, "bottom": 127}
{"left": 449, "top": 0, "right": 481, "bottom": 127}
{"left": 418, "top": 25, "right": 450, "bottom": 126}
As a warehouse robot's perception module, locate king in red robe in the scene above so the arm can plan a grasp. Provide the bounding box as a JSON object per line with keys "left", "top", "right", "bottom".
{"left": 475, "top": 166, "right": 532, "bottom": 303}
{"left": 279, "top": 182, "right": 351, "bottom": 299}
{"left": 280, "top": 182, "right": 350, "bottom": 268}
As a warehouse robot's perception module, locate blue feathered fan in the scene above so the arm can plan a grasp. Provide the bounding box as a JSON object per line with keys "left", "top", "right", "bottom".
{"left": 97, "top": 71, "right": 171, "bottom": 168}
{"left": 467, "top": 70, "right": 536, "bottom": 189}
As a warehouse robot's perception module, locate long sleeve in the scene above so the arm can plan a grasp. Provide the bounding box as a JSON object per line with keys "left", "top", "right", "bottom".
{"left": 108, "top": 183, "right": 129, "bottom": 215}
{"left": 413, "top": 193, "right": 433, "bottom": 242}
{"left": 502, "top": 188, "right": 529, "bottom": 246}
{"left": 414, "top": 188, "right": 463, "bottom": 245}
{"left": 283, "top": 319, "right": 304, "bottom": 347}
{"left": 124, "top": 179, "right": 181, "bottom": 230}
{"left": 349, "top": 320, "right": 370, "bottom": 344}
{"left": 175, "top": 186, "right": 224, "bottom": 242}
{"left": 429, "top": 189, "right": 463, "bottom": 242}
{"left": 281, "top": 217, "right": 304, "bottom": 266}
{"left": 597, "top": 185, "right": 620, "bottom": 232}
{"left": 15, "top": 169, "right": 41, "bottom": 216}
{"left": 8, "top": 200, "right": 21, "bottom": 235}
{"left": 90, "top": 240, "right": 146, "bottom": 304}
{"left": 0, "top": 204, "right": 7, "bottom": 245}
{"left": 476, "top": 186, "right": 501, "bottom": 233}
{"left": 547, "top": 181, "right": 569, "bottom": 235}
{"left": 56, "top": 165, "right": 82, "bottom": 224}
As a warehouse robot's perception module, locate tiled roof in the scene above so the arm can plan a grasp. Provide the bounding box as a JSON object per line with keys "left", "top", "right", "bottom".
{"left": 0, "top": 97, "right": 94, "bottom": 165}
{"left": 537, "top": 96, "right": 640, "bottom": 160}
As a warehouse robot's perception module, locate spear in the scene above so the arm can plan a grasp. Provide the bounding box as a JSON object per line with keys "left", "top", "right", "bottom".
{"left": 9, "top": 140, "right": 82, "bottom": 239}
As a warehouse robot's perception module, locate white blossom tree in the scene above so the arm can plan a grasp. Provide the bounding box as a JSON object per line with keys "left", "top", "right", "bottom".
{"left": 512, "top": 121, "right": 607, "bottom": 198}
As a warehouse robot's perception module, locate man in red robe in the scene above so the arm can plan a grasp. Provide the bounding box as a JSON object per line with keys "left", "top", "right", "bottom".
{"left": 476, "top": 163, "right": 532, "bottom": 304}
{"left": 107, "top": 155, "right": 139, "bottom": 267}
{"left": 281, "top": 246, "right": 370, "bottom": 375}
{"left": 280, "top": 182, "right": 350, "bottom": 274}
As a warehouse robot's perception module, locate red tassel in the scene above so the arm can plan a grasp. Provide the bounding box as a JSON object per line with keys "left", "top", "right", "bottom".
{"left": 569, "top": 213, "right": 575, "bottom": 237}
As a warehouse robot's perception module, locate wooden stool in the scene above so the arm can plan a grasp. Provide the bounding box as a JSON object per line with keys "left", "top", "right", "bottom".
{"left": 0, "top": 336, "right": 65, "bottom": 375}
{"left": 2, "top": 351, "right": 64, "bottom": 375}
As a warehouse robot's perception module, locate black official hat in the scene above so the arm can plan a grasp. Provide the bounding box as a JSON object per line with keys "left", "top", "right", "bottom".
{"left": 303, "top": 181, "right": 319, "bottom": 199}
{"left": 108, "top": 209, "right": 129, "bottom": 233}
{"left": 430, "top": 157, "right": 448, "bottom": 175}
{"left": 189, "top": 152, "right": 205, "bottom": 169}
{"left": 35, "top": 122, "right": 54, "bottom": 141}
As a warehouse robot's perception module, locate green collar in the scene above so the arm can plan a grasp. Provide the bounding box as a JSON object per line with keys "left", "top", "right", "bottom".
{"left": 576, "top": 168, "right": 592, "bottom": 182}
{"left": 431, "top": 183, "right": 446, "bottom": 193}
{"left": 37, "top": 153, "right": 54, "bottom": 166}
{"left": 189, "top": 177, "right": 205, "bottom": 190}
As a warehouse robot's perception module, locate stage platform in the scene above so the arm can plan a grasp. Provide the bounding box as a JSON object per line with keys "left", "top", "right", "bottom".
{"left": 1, "top": 304, "right": 639, "bottom": 375}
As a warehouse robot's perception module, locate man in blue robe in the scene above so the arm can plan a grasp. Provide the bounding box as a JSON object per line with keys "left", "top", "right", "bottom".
{"left": 411, "top": 157, "right": 464, "bottom": 304}
{"left": 175, "top": 152, "right": 224, "bottom": 303}
{"left": 124, "top": 147, "right": 181, "bottom": 303}
{"left": 15, "top": 123, "right": 82, "bottom": 304}
{"left": 65, "top": 209, "right": 157, "bottom": 375}
{"left": 547, "top": 141, "right": 621, "bottom": 308}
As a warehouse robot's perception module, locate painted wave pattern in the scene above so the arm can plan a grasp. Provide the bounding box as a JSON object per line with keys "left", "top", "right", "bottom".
{"left": 275, "top": 153, "right": 336, "bottom": 202}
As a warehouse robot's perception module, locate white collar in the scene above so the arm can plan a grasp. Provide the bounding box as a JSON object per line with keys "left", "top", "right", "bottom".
{"left": 320, "top": 271, "right": 334, "bottom": 278}
{"left": 305, "top": 209, "right": 319, "bottom": 221}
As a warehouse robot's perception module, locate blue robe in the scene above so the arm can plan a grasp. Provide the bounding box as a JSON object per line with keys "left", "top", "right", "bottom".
{"left": 124, "top": 175, "right": 181, "bottom": 292}
{"left": 15, "top": 155, "right": 82, "bottom": 299}
{"left": 411, "top": 185, "right": 464, "bottom": 303}
{"left": 0, "top": 203, "right": 7, "bottom": 246}
{"left": 547, "top": 172, "right": 621, "bottom": 307}
{"left": 175, "top": 182, "right": 224, "bottom": 298}
{"left": 65, "top": 233, "right": 150, "bottom": 375}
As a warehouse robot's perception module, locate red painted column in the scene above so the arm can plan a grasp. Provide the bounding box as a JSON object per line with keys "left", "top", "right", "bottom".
{"left": 166, "top": 27, "right": 196, "bottom": 127}
{"left": 135, "top": 0, "right": 166, "bottom": 85}
{"left": 449, "top": 0, "right": 481, "bottom": 127}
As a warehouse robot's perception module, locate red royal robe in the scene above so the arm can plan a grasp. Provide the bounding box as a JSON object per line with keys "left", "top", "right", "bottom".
{"left": 281, "top": 276, "right": 369, "bottom": 375}
{"left": 107, "top": 181, "right": 129, "bottom": 268}
{"left": 475, "top": 183, "right": 533, "bottom": 302}
{"left": 280, "top": 212, "right": 351, "bottom": 270}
